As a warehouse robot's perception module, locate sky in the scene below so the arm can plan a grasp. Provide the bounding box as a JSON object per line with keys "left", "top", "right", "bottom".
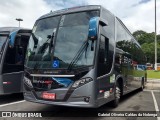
{"left": 0, "top": 0, "right": 159, "bottom": 34}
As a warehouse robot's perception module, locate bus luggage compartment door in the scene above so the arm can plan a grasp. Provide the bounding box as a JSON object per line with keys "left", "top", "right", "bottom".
{"left": 2, "top": 71, "right": 23, "bottom": 94}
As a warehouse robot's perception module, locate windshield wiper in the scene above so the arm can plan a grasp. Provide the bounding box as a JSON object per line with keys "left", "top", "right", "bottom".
{"left": 38, "top": 35, "right": 52, "bottom": 53}
{"left": 33, "top": 33, "right": 55, "bottom": 70}
{"left": 40, "top": 33, "right": 55, "bottom": 53}
{"left": 31, "top": 33, "right": 38, "bottom": 48}
{"left": 68, "top": 40, "right": 89, "bottom": 71}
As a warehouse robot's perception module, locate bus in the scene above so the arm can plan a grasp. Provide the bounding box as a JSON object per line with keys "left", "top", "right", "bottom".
{"left": 23, "top": 5, "right": 147, "bottom": 108}
{"left": 0, "top": 27, "right": 31, "bottom": 95}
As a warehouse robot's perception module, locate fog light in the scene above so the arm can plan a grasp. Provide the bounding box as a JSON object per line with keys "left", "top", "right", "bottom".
{"left": 84, "top": 97, "right": 90, "bottom": 102}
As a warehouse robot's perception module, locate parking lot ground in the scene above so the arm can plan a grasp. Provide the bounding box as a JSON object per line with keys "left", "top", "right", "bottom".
{"left": 0, "top": 79, "right": 159, "bottom": 120}
{"left": 154, "top": 92, "right": 160, "bottom": 111}
{"left": 0, "top": 90, "right": 159, "bottom": 120}
{"left": 146, "top": 79, "right": 160, "bottom": 90}
{"left": 0, "top": 93, "right": 24, "bottom": 105}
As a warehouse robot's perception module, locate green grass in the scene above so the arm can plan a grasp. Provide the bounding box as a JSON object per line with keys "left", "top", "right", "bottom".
{"left": 147, "top": 70, "right": 160, "bottom": 79}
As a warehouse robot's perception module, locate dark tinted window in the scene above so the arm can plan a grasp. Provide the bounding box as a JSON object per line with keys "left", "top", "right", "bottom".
{"left": 97, "top": 35, "right": 109, "bottom": 77}
{"left": 132, "top": 41, "right": 145, "bottom": 65}
{"left": 3, "top": 34, "right": 30, "bottom": 73}
{"left": 101, "top": 8, "right": 115, "bottom": 74}
{"left": 116, "top": 20, "right": 132, "bottom": 54}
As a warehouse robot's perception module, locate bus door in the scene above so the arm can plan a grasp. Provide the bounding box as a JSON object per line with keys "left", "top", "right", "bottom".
{"left": 97, "top": 33, "right": 111, "bottom": 100}
{"left": 2, "top": 32, "right": 30, "bottom": 94}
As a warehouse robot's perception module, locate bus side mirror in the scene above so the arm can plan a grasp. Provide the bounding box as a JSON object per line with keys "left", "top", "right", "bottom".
{"left": 88, "top": 17, "right": 108, "bottom": 40}
{"left": 15, "top": 34, "right": 21, "bottom": 46}
{"left": 88, "top": 17, "right": 98, "bottom": 40}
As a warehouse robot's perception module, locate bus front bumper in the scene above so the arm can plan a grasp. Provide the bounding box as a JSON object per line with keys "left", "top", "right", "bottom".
{"left": 23, "top": 91, "right": 97, "bottom": 108}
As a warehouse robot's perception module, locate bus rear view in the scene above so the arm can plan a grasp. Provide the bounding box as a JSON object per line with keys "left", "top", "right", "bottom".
{"left": 24, "top": 5, "right": 146, "bottom": 108}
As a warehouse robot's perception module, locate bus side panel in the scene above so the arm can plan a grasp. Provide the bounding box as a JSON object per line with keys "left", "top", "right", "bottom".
{"left": 95, "top": 8, "right": 116, "bottom": 107}
{"left": 2, "top": 72, "right": 23, "bottom": 94}
{"left": 97, "top": 76, "right": 115, "bottom": 107}
{"left": 0, "top": 75, "right": 4, "bottom": 94}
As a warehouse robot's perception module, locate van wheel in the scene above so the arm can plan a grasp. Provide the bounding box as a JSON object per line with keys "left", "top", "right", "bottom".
{"left": 111, "top": 83, "right": 120, "bottom": 107}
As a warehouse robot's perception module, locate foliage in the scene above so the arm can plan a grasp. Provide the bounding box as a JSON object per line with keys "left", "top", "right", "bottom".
{"left": 132, "top": 30, "right": 160, "bottom": 63}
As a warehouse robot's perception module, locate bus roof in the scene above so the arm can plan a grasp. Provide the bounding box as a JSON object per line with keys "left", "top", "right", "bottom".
{"left": 0, "top": 27, "right": 31, "bottom": 33}
{"left": 38, "top": 5, "right": 102, "bottom": 20}
{"left": 36, "top": 5, "right": 141, "bottom": 48}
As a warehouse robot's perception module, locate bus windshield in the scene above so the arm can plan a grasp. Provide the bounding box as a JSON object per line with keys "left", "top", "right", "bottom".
{"left": 25, "top": 11, "right": 99, "bottom": 69}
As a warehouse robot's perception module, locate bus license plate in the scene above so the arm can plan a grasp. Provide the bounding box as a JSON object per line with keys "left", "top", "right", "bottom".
{"left": 42, "top": 92, "right": 56, "bottom": 100}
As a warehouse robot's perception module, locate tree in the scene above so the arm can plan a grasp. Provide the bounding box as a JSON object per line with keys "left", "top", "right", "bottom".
{"left": 132, "top": 30, "right": 160, "bottom": 64}
{"left": 157, "top": 34, "right": 160, "bottom": 42}
{"left": 133, "top": 30, "right": 146, "bottom": 39}
{"left": 141, "top": 43, "right": 155, "bottom": 63}
{"left": 133, "top": 30, "right": 155, "bottom": 44}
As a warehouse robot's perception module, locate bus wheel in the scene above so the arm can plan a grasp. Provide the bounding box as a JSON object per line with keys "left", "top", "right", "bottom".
{"left": 111, "top": 83, "right": 120, "bottom": 107}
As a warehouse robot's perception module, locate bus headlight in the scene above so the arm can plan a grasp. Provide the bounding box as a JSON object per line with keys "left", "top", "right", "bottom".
{"left": 24, "top": 77, "right": 33, "bottom": 88}
{"left": 72, "top": 78, "right": 93, "bottom": 88}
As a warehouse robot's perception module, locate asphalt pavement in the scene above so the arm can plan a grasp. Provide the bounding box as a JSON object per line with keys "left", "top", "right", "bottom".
{"left": 0, "top": 79, "right": 159, "bottom": 120}
{"left": 145, "top": 79, "right": 160, "bottom": 90}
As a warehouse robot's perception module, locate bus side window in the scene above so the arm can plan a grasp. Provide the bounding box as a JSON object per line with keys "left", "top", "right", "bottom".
{"left": 2, "top": 44, "right": 24, "bottom": 73}
{"left": 99, "top": 36, "right": 105, "bottom": 63}
{"left": 97, "top": 35, "right": 109, "bottom": 77}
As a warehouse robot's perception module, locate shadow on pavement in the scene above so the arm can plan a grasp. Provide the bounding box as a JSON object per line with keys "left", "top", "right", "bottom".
{"left": 0, "top": 93, "right": 24, "bottom": 105}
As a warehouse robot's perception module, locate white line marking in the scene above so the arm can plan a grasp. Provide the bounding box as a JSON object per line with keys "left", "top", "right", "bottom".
{"left": 144, "top": 89, "right": 160, "bottom": 92}
{"left": 151, "top": 91, "right": 160, "bottom": 120}
{"left": 0, "top": 100, "right": 25, "bottom": 107}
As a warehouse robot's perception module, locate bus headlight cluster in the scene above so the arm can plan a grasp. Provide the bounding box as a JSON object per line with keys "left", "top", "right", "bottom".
{"left": 72, "top": 78, "right": 92, "bottom": 88}
{"left": 24, "top": 76, "right": 33, "bottom": 88}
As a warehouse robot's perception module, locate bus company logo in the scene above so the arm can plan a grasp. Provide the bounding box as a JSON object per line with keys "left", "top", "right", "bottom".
{"left": 33, "top": 80, "right": 53, "bottom": 84}
{"left": 33, "top": 80, "right": 53, "bottom": 89}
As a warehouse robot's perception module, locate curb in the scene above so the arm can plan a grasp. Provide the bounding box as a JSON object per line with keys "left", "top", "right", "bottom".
{"left": 146, "top": 81, "right": 160, "bottom": 83}
{"left": 147, "top": 78, "right": 160, "bottom": 83}
{"left": 147, "top": 78, "right": 160, "bottom": 80}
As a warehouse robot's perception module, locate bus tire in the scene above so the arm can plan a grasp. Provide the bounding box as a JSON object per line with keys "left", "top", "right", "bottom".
{"left": 111, "top": 82, "right": 120, "bottom": 108}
